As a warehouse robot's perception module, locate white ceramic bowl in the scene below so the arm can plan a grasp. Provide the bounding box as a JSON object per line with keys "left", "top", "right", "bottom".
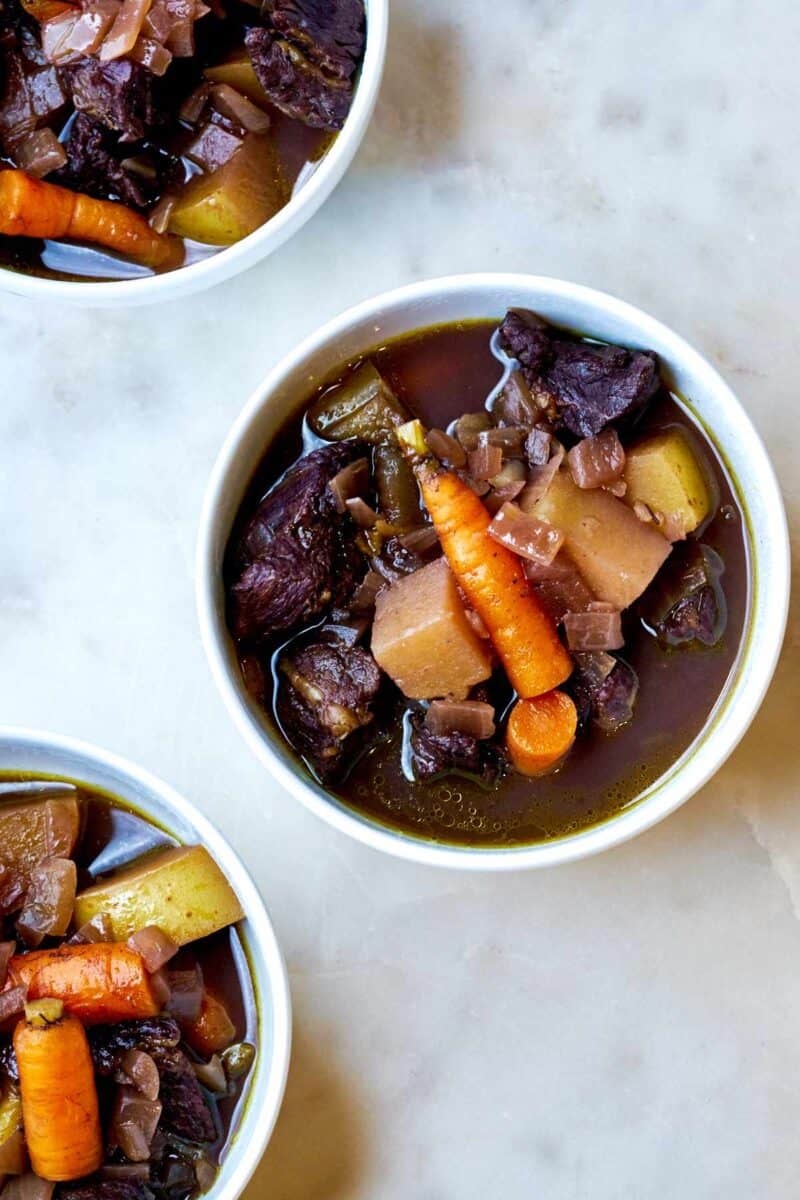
{"left": 0, "top": 726, "right": 291, "bottom": 1197}
{"left": 0, "top": 0, "right": 387, "bottom": 308}
{"left": 196, "top": 273, "right": 791, "bottom": 870}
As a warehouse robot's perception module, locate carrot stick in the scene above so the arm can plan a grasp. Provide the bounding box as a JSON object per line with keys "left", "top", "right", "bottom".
{"left": 413, "top": 458, "right": 573, "bottom": 697}
{"left": 7, "top": 944, "right": 161, "bottom": 1025}
{"left": 14, "top": 1000, "right": 103, "bottom": 1182}
{"left": 506, "top": 691, "right": 578, "bottom": 776}
{"left": 184, "top": 990, "right": 237, "bottom": 1057}
{"left": 0, "top": 170, "right": 182, "bottom": 270}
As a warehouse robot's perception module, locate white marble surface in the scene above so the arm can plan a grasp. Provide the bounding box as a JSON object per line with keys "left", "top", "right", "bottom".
{"left": 1, "top": 0, "right": 799, "bottom": 1195}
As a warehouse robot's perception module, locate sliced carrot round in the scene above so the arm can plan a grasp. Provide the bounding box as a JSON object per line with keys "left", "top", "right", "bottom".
{"left": 506, "top": 690, "right": 578, "bottom": 777}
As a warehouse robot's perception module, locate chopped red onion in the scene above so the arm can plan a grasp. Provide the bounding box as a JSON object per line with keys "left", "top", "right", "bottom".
{"left": 128, "top": 34, "right": 173, "bottom": 74}
{"left": 166, "top": 966, "right": 204, "bottom": 1023}
{"left": 518, "top": 441, "right": 565, "bottom": 509}
{"left": 523, "top": 551, "right": 585, "bottom": 584}
{"left": 209, "top": 83, "right": 270, "bottom": 133}
{"left": 573, "top": 650, "right": 616, "bottom": 684}
{"left": 468, "top": 442, "right": 503, "bottom": 481}
{"left": 101, "top": 1164, "right": 151, "bottom": 1181}
{"left": 497, "top": 371, "right": 537, "bottom": 426}
{"left": 110, "top": 1086, "right": 162, "bottom": 1161}
{"left": 17, "top": 858, "right": 76, "bottom": 947}
{"left": 425, "top": 428, "right": 466, "bottom": 467}
{"left": 587, "top": 600, "right": 616, "bottom": 613}
{"left": 481, "top": 427, "right": 527, "bottom": 456}
{"left": 163, "top": 0, "right": 195, "bottom": 55}
{"left": 0, "top": 987, "right": 27, "bottom": 1024}
{"left": 128, "top": 926, "right": 178, "bottom": 973}
{"left": 464, "top": 475, "right": 491, "bottom": 497}
{"left": 148, "top": 193, "right": 176, "bottom": 234}
{"left": 142, "top": 0, "right": 173, "bottom": 40}
{"left": 99, "top": 0, "right": 152, "bottom": 60}
{"left": 345, "top": 496, "right": 378, "bottom": 528}
{"left": 489, "top": 459, "right": 526, "bottom": 491}
{"left": 525, "top": 427, "right": 552, "bottom": 467}
{"left": 527, "top": 553, "right": 596, "bottom": 625}
{"left": 0, "top": 1129, "right": 28, "bottom": 1175}
{"left": 193, "top": 1053, "right": 226, "bottom": 1093}
{"left": 488, "top": 502, "right": 564, "bottom": 566}
{"left": 567, "top": 428, "right": 625, "bottom": 489}
{"left": 328, "top": 457, "right": 369, "bottom": 513}
{"left": 179, "top": 82, "right": 210, "bottom": 124}
{"left": 119, "top": 1049, "right": 160, "bottom": 1101}
{"left": 320, "top": 618, "right": 369, "bottom": 647}
{"left": 0, "top": 1171, "right": 53, "bottom": 1199}
{"left": 0, "top": 864, "right": 25, "bottom": 917}
{"left": 14, "top": 127, "right": 66, "bottom": 177}
{"left": 425, "top": 699, "right": 496, "bottom": 740}
{"left": 0, "top": 941, "right": 15, "bottom": 989}
{"left": 563, "top": 609, "right": 624, "bottom": 652}
{"left": 605, "top": 478, "right": 627, "bottom": 497}
{"left": 398, "top": 525, "right": 439, "bottom": 554}
{"left": 41, "top": 10, "right": 81, "bottom": 62}
{"left": 184, "top": 120, "right": 243, "bottom": 172}
{"left": 63, "top": 0, "right": 120, "bottom": 54}
{"left": 453, "top": 411, "right": 493, "bottom": 451}
{"left": 69, "top": 911, "right": 113, "bottom": 944}
{"left": 149, "top": 967, "right": 171, "bottom": 1009}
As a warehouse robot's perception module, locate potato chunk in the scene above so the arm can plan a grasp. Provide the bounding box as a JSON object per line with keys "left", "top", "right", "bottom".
{"left": 205, "top": 52, "right": 271, "bottom": 108}
{"left": 531, "top": 471, "right": 671, "bottom": 609}
{"left": 371, "top": 559, "right": 493, "bottom": 700}
{"left": 0, "top": 796, "right": 80, "bottom": 887}
{"left": 623, "top": 428, "right": 712, "bottom": 539}
{"left": 168, "top": 134, "right": 287, "bottom": 246}
{"left": 74, "top": 846, "right": 244, "bottom": 947}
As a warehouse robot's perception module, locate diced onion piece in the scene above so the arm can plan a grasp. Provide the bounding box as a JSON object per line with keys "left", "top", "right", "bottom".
{"left": 328, "top": 457, "right": 369, "bottom": 513}
{"left": 63, "top": 0, "right": 119, "bottom": 54}
{"left": 193, "top": 1053, "right": 226, "bottom": 1093}
{"left": 489, "top": 459, "right": 526, "bottom": 492}
{"left": 209, "top": 83, "right": 270, "bottom": 133}
{"left": 488, "top": 502, "right": 564, "bottom": 566}
{"left": 425, "top": 428, "right": 466, "bottom": 468}
{"left": 184, "top": 120, "right": 243, "bottom": 172}
{"left": 398, "top": 525, "right": 439, "bottom": 554}
{"left": 110, "top": 1086, "right": 162, "bottom": 1160}
{"left": 99, "top": 0, "right": 151, "bottom": 58}
{"left": 101, "top": 1164, "right": 151, "bottom": 1181}
{"left": 518, "top": 440, "right": 565, "bottom": 508}
{"left": 0, "top": 940, "right": 16, "bottom": 989}
{"left": 497, "top": 371, "right": 537, "bottom": 426}
{"left": 40, "top": 10, "right": 81, "bottom": 61}
{"left": 148, "top": 193, "right": 176, "bottom": 234}
{"left": 524, "top": 552, "right": 595, "bottom": 626}
{"left": 525, "top": 427, "right": 552, "bottom": 467}
{"left": 142, "top": 0, "right": 171, "bottom": 39}
{"left": 128, "top": 925, "right": 179, "bottom": 973}
{"left": 567, "top": 428, "right": 625, "bottom": 490}
{"left": 563, "top": 609, "right": 624, "bottom": 652}
{"left": 128, "top": 35, "right": 173, "bottom": 74}
{"left": 163, "top": 0, "right": 194, "bottom": 55}
{"left": 0, "top": 1174, "right": 54, "bottom": 1200}
{"left": 119, "top": 1049, "right": 160, "bottom": 1101}
{"left": 349, "top": 569, "right": 385, "bottom": 612}
{"left": 17, "top": 858, "right": 77, "bottom": 947}
{"left": 69, "top": 911, "right": 113, "bottom": 944}
{"left": 453, "top": 411, "right": 493, "bottom": 451}
{"left": 425, "top": 699, "right": 496, "bottom": 740}
{"left": 573, "top": 650, "right": 616, "bottom": 684}
{"left": 467, "top": 441, "right": 503, "bottom": 481}
{"left": 482, "top": 427, "right": 527, "bottom": 455}
{"left": 606, "top": 478, "right": 627, "bottom": 497}
{"left": 13, "top": 128, "right": 66, "bottom": 177}
{"left": 149, "top": 967, "right": 171, "bottom": 1008}
{"left": 166, "top": 966, "right": 204, "bottom": 1023}
{"left": 179, "top": 83, "right": 210, "bottom": 124}
{"left": 0, "top": 1129, "right": 29, "bottom": 1176}
{"left": 345, "top": 496, "right": 378, "bottom": 528}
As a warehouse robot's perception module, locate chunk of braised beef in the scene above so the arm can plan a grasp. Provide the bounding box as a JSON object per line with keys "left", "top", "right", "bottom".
{"left": 409, "top": 715, "right": 502, "bottom": 784}
{"left": 65, "top": 59, "right": 165, "bottom": 141}
{"left": 229, "top": 442, "right": 367, "bottom": 642}
{"left": 570, "top": 653, "right": 638, "bottom": 733}
{"left": 640, "top": 542, "right": 726, "bottom": 648}
{"left": 90, "top": 1017, "right": 181, "bottom": 1075}
{"left": 267, "top": 0, "right": 365, "bottom": 79}
{"left": 244, "top": 28, "right": 352, "bottom": 130}
{"left": 277, "top": 637, "right": 381, "bottom": 780}
{"left": 53, "top": 114, "right": 172, "bottom": 211}
{"left": 498, "top": 310, "right": 660, "bottom": 439}
{"left": 155, "top": 1048, "right": 217, "bottom": 1144}
{"left": 60, "top": 1183, "right": 153, "bottom": 1200}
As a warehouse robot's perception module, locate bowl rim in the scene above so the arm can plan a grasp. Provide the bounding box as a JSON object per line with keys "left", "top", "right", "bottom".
{"left": 0, "top": 0, "right": 388, "bottom": 308}
{"left": 0, "top": 724, "right": 292, "bottom": 1197}
{"left": 196, "top": 272, "right": 791, "bottom": 871}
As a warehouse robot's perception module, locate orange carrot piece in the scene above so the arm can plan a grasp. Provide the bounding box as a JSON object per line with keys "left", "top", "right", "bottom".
{"left": 14, "top": 1006, "right": 103, "bottom": 1182}
{"left": 184, "top": 991, "right": 237, "bottom": 1057}
{"left": 20, "top": 0, "right": 73, "bottom": 20}
{"left": 418, "top": 464, "right": 573, "bottom": 697}
{"left": 7, "top": 944, "right": 161, "bottom": 1025}
{"left": 0, "top": 170, "right": 182, "bottom": 270}
{"left": 506, "top": 691, "right": 578, "bottom": 776}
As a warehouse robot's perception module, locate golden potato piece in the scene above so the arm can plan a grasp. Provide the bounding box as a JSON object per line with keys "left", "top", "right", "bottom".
{"left": 75, "top": 845, "right": 244, "bottom": 946}
{"left": 168, "top": 134, "right": 288, "bottom": 247}
{"left": 371, "top": 558, "right": 493, "bottom": 700}
{"left": 204, "top": 53, "right": 270, "bottom": 109}
{"left": 531, "top": 470, "right": 671, "bottom": 610}
{"left": 623, "top": 428, "right": 713, "bottom": 540}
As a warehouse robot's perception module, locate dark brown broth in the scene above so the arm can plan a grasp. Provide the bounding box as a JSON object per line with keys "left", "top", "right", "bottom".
{"left": 0, "top": 771, "right": 256, "bottom": 1177}
{"left": 233, "top": 319, "right": 750, "bottom": 847}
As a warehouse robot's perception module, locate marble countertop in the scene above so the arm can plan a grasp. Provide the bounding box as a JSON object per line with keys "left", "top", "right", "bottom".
{"left": 1, "top": 0, "right": 798, "bottom": 1195}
